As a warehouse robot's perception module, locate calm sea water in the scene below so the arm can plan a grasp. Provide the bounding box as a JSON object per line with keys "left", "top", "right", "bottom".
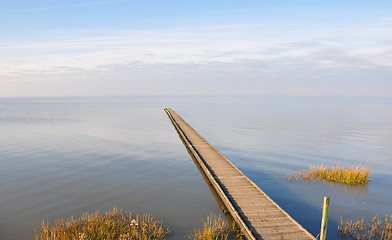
{"left": 0, "top": 96, "right": 391, "bottom": 239}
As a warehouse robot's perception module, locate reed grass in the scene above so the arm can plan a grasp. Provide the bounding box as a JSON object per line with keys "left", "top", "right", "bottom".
{"left": 34, "top": 207, "right": 169, "bottom": 240}
{"left": 286, "top": 164, "right": 370, "bottom": 185}
{"left": 188, "top": 214, "right": 244, "bottom": 240}
{"left": 338, "top": 215, "right": 392, "bottom": 240}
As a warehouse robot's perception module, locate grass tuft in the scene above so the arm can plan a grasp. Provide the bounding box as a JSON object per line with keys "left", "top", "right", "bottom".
{"left": 286, "top": 164, "right": 370, "bottom": 185}
{"left": 188, "top": 214, "right": 244, "bottom": 240}
{"left": 338, "top": 215, "right": 392, "bottom": 240}
{"left": 34, "top": 207, "right": 169, "bottom": 240}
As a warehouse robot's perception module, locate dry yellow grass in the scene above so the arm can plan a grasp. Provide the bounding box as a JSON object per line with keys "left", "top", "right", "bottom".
{"left": 338, "top": 215, "right": 392, "bottom": 240}
{"left": 34, "top": 207, "right": 169, "bottom": 240}
{"left": 286, "top": 164, "right": 370, "bottom": 185}
{"left": 188, "top": 214, "right": 244, "bottom": 240}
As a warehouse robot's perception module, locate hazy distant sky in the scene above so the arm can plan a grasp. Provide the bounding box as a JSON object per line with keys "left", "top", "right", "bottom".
{"left": 1, "top": 0, "right": 391, "bottom": 97}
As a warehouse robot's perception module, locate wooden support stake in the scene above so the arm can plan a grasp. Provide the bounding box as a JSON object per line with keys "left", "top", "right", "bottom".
{"left": 320, "top": 196, "right": 330, "bottom": 240}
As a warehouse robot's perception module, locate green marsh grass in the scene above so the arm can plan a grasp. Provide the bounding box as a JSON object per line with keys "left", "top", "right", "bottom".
{"left": 338, "top": 215, "right": 392, "bottom": 240}
{"left": 286, "top": 164, "right": 370, "bottom": 185}
{"left": 188, "top": 214, "right": 244, "bottom": 240}
{"left": 34, "top": 207, "right": 169, "bottom": 240}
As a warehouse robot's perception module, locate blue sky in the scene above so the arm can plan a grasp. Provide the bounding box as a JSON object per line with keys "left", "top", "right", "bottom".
{"left": 0, "top": 0, "right": 391, "bottom": 97}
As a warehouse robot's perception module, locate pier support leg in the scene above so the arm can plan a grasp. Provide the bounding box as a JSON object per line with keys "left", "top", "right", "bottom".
{"left": 320, "top": 196, "right": 330, "bottom": 240}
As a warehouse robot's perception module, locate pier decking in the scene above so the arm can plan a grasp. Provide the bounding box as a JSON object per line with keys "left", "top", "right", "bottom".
{"left": 165, "top": 108, "right": 316, "bottom": 240}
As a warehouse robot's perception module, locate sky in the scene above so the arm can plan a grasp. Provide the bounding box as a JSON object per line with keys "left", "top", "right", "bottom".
{"left": 0, "top": 0, "right": 391, "bottom": 97}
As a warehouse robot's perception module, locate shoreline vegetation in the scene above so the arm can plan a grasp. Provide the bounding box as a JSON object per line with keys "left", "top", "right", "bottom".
{"left": 338, "top": 215, "right": 392, "bottom": 240}
{"left": 34, "top": 208, "right": 242, "bottom": 240}
{"left": 33, "top": 202, "right": 392, "bottom": 240}
{"left": 34, "top": 208, "right": 169, "bottom": 240}
{"left": 286, "top": 164, "right": 370, "bottom": 185}
{"left": 188, "top": 214, "right": 244, "bottom": 240}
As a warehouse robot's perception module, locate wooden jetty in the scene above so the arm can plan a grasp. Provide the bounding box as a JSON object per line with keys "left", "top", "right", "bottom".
{"left": 164, "top": 108, "right": 316, "bottom": 240}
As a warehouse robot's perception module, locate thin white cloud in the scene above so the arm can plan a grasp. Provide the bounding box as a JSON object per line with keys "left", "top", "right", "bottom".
{"left": 2, "top": 31, "right": 391, "bottom": 78}
{"left": 1, "top": 17, "right": 391, "bottom": 97}
{"left": 2, "top": 57, "right": 392, "bottom": 97}
{"left": 8, "top": 0, "right": 131, "bottom": 12}
{"left": 162, "top": 23, "right": 267, "bottom": 32}
{"left": 380, "top": 39, "right": 392, "bottom": 43}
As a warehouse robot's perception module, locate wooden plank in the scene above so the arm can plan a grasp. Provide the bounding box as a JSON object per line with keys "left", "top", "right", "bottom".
{"left": 164, "top": 108, "right": 316, "bottom": 240}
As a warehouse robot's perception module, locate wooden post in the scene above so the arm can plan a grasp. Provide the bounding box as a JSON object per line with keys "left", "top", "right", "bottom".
{"left": 320, "top": 196, "right": 330, "bottom": 240}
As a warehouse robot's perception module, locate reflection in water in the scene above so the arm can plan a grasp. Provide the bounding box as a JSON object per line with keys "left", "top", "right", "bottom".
{"left": 330, "top": 180, "right": 368, "bottom": 197}
{"left": 321, "top": 181, "right": 368, "bottom": 197}
{"left": 288, "top": 179, "right": 368, "bottom": 196}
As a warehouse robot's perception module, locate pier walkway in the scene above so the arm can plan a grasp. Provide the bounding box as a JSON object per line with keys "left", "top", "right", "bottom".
{"left": 165, "top": 108, "right": 316, "bottom": 240}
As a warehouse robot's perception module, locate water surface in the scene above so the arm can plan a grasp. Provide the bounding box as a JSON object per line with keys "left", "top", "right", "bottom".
{"left": 0, "top": 96, "right": 391, "bottom": 239}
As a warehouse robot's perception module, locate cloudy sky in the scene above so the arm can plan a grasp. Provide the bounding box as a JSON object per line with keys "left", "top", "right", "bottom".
{"left": 1, "top": 0, "right": 391, "bottom": 97}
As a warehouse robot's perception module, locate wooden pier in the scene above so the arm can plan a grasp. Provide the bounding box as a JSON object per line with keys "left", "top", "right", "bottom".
{"left": 165, "top": 108, "right": 316, "bottom": 240}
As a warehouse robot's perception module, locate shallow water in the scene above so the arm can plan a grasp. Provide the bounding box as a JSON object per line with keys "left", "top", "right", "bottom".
{"left": 0, "top": 96, "right": 391, "bottom": 239}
